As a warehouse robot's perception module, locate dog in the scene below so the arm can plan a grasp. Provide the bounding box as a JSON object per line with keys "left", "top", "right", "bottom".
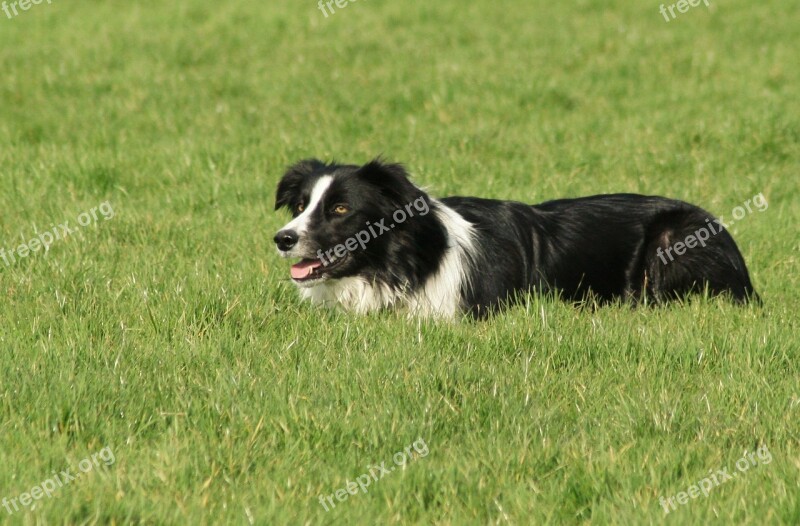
{"left": 274, "top": 159, "right": 759, "bottom": 318}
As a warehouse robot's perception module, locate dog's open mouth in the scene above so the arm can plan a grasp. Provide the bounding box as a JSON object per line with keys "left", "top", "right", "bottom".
{"left": 290, "top": 255, "right": 346, "bottom": 282}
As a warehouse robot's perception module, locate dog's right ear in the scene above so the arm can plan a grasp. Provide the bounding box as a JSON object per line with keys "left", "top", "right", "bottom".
{"left": 275, "top": 159, "right": 327, "bottom": 210}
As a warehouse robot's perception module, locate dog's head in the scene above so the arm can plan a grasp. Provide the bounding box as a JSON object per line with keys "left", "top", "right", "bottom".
{"left": 274, "top": 158, "right": 433, "bottom": 287}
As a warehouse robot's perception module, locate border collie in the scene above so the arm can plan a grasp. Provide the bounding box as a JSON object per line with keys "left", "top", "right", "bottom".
{"left": 274, "top": 159, "right": 758, "bottom": 318}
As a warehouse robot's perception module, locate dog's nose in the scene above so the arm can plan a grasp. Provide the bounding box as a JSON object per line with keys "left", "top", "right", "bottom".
{"left": 274, "top": 229, "right": 299, "bottom": 251}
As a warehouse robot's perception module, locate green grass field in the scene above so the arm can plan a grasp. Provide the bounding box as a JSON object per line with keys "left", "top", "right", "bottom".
{"left": 1, "top": 0, "right": 798, "bottom": 524}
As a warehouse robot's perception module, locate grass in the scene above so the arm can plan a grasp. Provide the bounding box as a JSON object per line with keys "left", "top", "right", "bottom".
{"left": 0, "top": 0, "right": 798, "bottom": 523}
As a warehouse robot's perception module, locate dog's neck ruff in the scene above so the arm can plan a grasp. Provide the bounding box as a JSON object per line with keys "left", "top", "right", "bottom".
{"left": 298, "top": 200, "right": 476, "bottom": 319}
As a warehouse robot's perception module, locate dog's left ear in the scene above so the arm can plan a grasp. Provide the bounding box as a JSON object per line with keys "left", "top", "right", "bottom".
{"left": 357, "top": 159, "right": 424, "bottom": 206}
{"left": 275, "top": 158, "right": 326, "bottom": 210}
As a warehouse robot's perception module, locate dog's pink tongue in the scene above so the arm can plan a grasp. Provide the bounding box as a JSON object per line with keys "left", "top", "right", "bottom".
{"left": 290, "top": 259, "right": 322, "bottom": 279}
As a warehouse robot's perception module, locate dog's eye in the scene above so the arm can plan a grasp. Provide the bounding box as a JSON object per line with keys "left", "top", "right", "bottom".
{"left": 295, "top": 203, "right": 305, "bottom": 213}
{"left": 332, "top": 204, "right": 350, "bottom": 215}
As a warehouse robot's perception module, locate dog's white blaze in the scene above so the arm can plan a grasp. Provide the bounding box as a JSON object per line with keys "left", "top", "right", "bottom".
{"left": 280, "top": 175, "right": 333, "bottom": 236}
{"left": 297, "top": 200, "right": 476, "bottom": 319}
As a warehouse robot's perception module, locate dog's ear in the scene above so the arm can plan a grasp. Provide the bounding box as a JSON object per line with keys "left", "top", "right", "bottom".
{"left": 275, "top": 159, "right": 327, "bottom": 210}
{"left": 356, "top": 158, "right": 423, "bottom": 206}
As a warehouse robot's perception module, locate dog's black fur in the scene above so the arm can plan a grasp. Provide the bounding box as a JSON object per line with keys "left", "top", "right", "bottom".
{"left": 274, "top": 159, "right": 758, "bottom": 318}
{"left": 449, "top": 193, "right": 758, "bottom": 312}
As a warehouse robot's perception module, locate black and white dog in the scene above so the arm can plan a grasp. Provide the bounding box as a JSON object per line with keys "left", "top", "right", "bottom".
{"left": 274, "top": 159, "right": 758, "bottom": 318}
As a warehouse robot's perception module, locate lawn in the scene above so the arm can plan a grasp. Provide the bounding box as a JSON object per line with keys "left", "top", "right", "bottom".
{"left": 0, "top": 0, "right": 798, "bottom": 524}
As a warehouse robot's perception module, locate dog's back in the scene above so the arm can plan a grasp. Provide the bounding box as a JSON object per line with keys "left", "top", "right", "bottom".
{"left": 443, "top": 193, "right": 758, "bottom": 311}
